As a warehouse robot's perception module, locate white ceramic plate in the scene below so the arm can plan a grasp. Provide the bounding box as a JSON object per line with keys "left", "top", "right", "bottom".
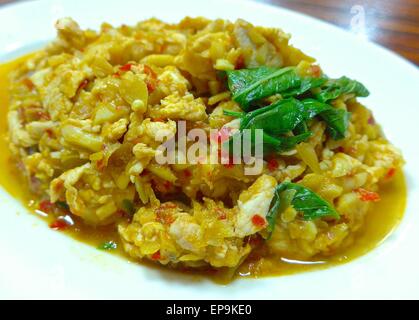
{"left": 1, "top": 0, "right": 418, "bottom": 300}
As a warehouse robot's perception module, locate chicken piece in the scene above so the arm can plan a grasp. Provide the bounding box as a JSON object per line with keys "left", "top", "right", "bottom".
{"left": 25, "top": 121, "right": 56, "bottom": 141}
{"left": 29, "top": 68, "right": 51, "bottom": 89}
{"left": 54, "top": 17, "right": 87, "bottom": 50}
{"left": 60, "top": 122, "right": 104, "bottom": 153}
{"left": 329, "top": 153, "right": 363, "bottom": 178}
{"left": 50, "top": 163, "right": 134, "bottom": 225}
{"left": 50, "top": 163, "right": 90, "bottom": 203}
{"left": 234, "top": 174, "right": 277, "bottom": 237}
{"left": 7, "top": 110, "right": 37, "bottom": 147}
{"left": 233, "top": 19, "right": 282, "bottom": 68}
{"left": 169, "top": 213, "right": 204, "bottom": 253}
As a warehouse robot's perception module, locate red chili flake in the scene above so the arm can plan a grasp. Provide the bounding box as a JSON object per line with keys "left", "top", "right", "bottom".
{"left": 156, "top": 213, "right": 175, "bottom": 225}
{"left": 251, "top": 214, "right": 266, "bottom": 227}
{"left": 163, "top": 181, "right": 172, "bottom": 190}
{"left": 310, "top": 65, "right": 321, "bottom": 78}
{"left": 45, "top": 128, "right": 54, "bottom": 138}
{"left": 39, "top": 200, "right": 54, "bottom": 214}
{"left": 54, "top": 180, "right": 64, "bottom": 193}
{"left": 218, "top": 213, "right": 227, "bottom": 220}
{"left": 166, "top": 216, "right": 175, "bottom": 225}
{"left": 96, "top": 159, "right": 105, "bottom": 171}
{"left": 77, "top": 79, "right": 89, "bottom": 91}
{"left": 183, "top": 169, "right": 192, "bottom": 177}
{"left": 235, "top": 55, "right": 245, "bottom": 69}
{"left": 158, "top": 44, "right": 167, "bottom": 54}
{"left": 151, "top": 251, "right": 161, "bottom": 261}
{"left": 216, "top": 208, "right": 227, "bottom": 220}
{"left": 112, "top": 72, "right": 121, "bottom": 78}
{"left": 146, "top": 81, "right": 156, "bottom": 93}
{"left": 22, "top": 78, "right": 34, "bottom": 90}
{"left": 386, "top": 167, "right": 396, "bottom": 179}
{"left": 152, "top": 118, "right": 165, "bottom": 122}
{"left": 267, "top": 158, "right": 279, "bottom": 172}
{"left": 336, "top": 146, "right": 345, "bottom": 153}
{"left": 356, "top": 188, "right": 381, "bottom": 202}
{"left": 49, "top": 219, "right": 68, "bottom": 231}
{"left": 143, "top": 64, "right": 157, "bottom": 78}
{"left": 143, "top": 65, "right": 158, "bottom": 93}
{"left": 368, "top": 115, "right": 376, "bottom": 125}
{"left": 119, "top": 63, "right": 133, "bottom": 72}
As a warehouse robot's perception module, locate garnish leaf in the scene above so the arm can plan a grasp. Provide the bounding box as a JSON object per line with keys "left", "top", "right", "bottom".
{"left": 223, "top": 66, "right": 364, "bottom": 157}
{"left": 316, "top": 76, "right": 369, "bottom": 103}
{"left": 266, "top": 184, "right": 296, "bottom": 234}
{"left": 282, "top": 76, "right": 327, "bottom": 98}
{"left": 266, "top": 182, "right": 339, "bottom": 234}
{"left": 319, "top": 108, "right": 351, "bottom": 140}
{"left": 226, "top": 66, "right": 299, "bottom": 111}
{"left": 301, "top": 99, "right": 350, "bottom": 140}
{"left": 242, "top": 98, "right": 307, "bottom": 134}
{"left": 223, "top": 109, "right": 244, "bottom": 118}
{"left": 98, "top": 241, "right": 118, "bottom": 250}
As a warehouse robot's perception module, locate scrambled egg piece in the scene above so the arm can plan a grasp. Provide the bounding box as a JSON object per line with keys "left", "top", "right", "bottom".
{"left": 148, "top": 93, "right": 207, "bottom": 121}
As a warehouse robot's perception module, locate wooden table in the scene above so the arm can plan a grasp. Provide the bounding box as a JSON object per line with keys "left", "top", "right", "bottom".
{"left": 1, "top": 0, "right": 418, "bottom": 65}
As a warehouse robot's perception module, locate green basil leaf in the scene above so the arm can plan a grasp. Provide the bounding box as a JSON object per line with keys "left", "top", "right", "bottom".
{"left": 300, "top": 98, "right": 330, "bottom": 119}
{"left": 316, "top": 76, "right": 369, "bottom": 102}
{"left": 243, "top": 98, "right": 306, "bottom": 135}
{"left": 98, "top": 241, "right": 118, "bottom": 251}
{"left": 301, "top": 99, "right": 350, "bottom": 140}
{"left": 227, "top": 128, "right": 311, "bottom": 157}
{"left": 223, "top": 109, "right": 244, "bottom": 118}
{"left": 293, "top": 121, "right": 309, "bottom": 135}
{"left": 284, "top": 182, "right": 340, "bottom": 220}
{"left": 282, "top": 76, "right": 327, "bottom": 98}
{"left": 226, "top": 66, "right": 299, "bottom": 111}
{"left": 320, "top": 108, "right": 351, "bottom": 140}
{"left": 266, "top": 186, "right": 296, "bottom": 234}
{"left": 266, "top": 182, "right": 339, "bottom": 235}
{"left": 271, "top": 132, "right": 312, "bottom": 152}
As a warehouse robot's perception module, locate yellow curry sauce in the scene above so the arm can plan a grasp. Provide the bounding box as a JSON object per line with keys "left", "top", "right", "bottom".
{"left": 0, "top": 54, "right": 407, "bottom": 283}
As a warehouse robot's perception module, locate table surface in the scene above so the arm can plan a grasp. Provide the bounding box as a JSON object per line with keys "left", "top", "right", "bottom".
{"left": 1, "top": 0, "right": 418, "bottom": 65}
